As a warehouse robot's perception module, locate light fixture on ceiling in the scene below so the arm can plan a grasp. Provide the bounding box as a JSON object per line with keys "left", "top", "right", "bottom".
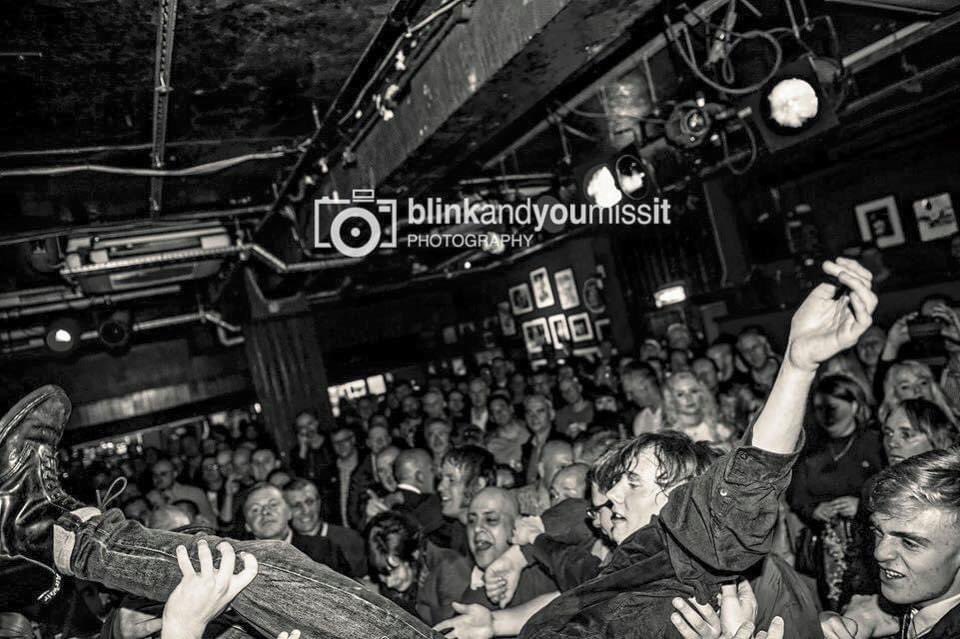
{"left": 45, "top": 317, "right": 82, "bottom": 355}
{"left": 654, "top": 282, "right": 687, "bottom": 308}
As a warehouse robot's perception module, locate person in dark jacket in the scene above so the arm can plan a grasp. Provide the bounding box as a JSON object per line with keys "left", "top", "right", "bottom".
{"left": 283, "top": 478, "right": 367, "bottom": 579}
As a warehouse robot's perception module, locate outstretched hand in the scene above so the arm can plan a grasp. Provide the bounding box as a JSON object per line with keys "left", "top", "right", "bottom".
{"left": 787, "top": 259, "right": 878, "bottom": 372}
{"left": 433, "top": 602, "right": 494, "bottom": 639}
{"left": 161, "top": 540, "right": 258, "bottom": 639}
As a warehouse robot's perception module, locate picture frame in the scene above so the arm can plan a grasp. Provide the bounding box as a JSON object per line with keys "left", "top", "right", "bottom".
{"left": 509, "top": 283, "right": 534, "bottom": 315}
{"left": 854, "top": 195, "right": 905, "bottom": 249}
{"left": 553, "top": 268, "right": 580, "bottom": 310}
{"left": 913, "top": 193, "right": 958, "bottom": 242}
{"left": 569, "top": 312, "right": 594, "bottom": 342}
{"left": 594, "top": 317, "right": 611, "bottom": 341}
{"left": 497, "top": 301, "right": 517, "bottom": 336}
{"left": 529, "top": 267, "right": 555, "bottom": 309}
{"left": 521, "top": 318, "right": 550, "bottom": 355}
{"left": 548, "top": 314, "right": 571, "bottom": 348}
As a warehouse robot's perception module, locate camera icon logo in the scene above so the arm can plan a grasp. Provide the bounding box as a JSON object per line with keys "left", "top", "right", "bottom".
{"left": 314, "top": 189, "right": 398, "bottom": 258}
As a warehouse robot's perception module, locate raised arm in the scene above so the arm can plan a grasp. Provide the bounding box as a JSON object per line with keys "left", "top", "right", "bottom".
{"left": 751, "top": 258, "right": 877, "bottom": 455}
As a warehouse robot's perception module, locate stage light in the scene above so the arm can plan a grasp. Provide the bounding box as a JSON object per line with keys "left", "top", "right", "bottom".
{"left": 45, "top": 317, "right": 82, "bottom": 355}
{"left": 767, "top": 78, "right": 818, "bottom": 128}
{"left": 463, "top": 260, "right": 472, "bottom": 269}
{"left": 483, "top": 230, "right": 506, "bottom": 254}
{"left": 654, "top": 283, "right": 687, "bottom": 308}
{"left": 584, "top": 165, "right": 623, "bottom": 208}
{"left": 98, "top": 310, "right": 132, "bottom": 350}
{"left": 665, "top": 100, "right": 713, "bottom": 149}
{"left": 614, "top": 155, "right": 654, "bottom": 200}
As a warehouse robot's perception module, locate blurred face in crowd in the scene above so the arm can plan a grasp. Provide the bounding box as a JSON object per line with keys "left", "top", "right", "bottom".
{"left": 872, "top": 508, "right": 960, "bottom": 609}
{"left": 366, "top": 425, "right": 392, "bottom": 456}
{"left": 640, "top": 340, "right": 662, "bottom": 362}
{"left": 492, "top": 358, "right": 507, "bottom": 382}
{"left": 123, "top": 498, "right": 150, "bottom": 525}
{"left": 509, "top": 373, "right": 527, "bottom": 401}
{"left": 438, "top": 459, "right": 471, "bottom": 519}
{"left": 559, "top": 378, "right": 582, "bottom": 405}
{"left": 489, "top": 397, "right": 514, "bottom": 428}
{"left": 557, "top": 365, "right": 575, "bottom": 383}
{"left": 667, "top": 374, "right": 705, "bottom": 419}
{"left": 667, "top": 325, "right": 692, "bottom": 351}
{"left": 215, "top": 450, "right": 234, "bottom": 477}
{"left": 399, "top": 418, "right": 420, "bottom": 447}
{"left": 531, "top": 373, "right": 552, "bottom": 399}
{"left": 422, "top": 391, "right": 446, "bottom": 419}
{"left": 151, "top": 460, "right": 176, "bottom": 490}
{"left": 284, "top": 483, "right": 321, "bottom": 535}
{"left": 396, "top": 382, "right": 413, "bottom": 400}
{"left": 200, "top": 456, "right": 222, "bottom": 487}
{"left": 737, "top": 333, "right": 770, "bottom": 371}
{"left": 382, "top": 554, "right": 417, "bottom": 593}
{"left": 251, "top": 449, "right": 278, "bottom": 482}
{"left": 892, "top": 368, "right": 934, "bottom": 402}
{"left": 332, "top": 429, "right": 357, "bottom": 460}
{"left": 447, "top": 391, "right": 466, "bottom": 416}
{"left": 550, "top": 465, "right": 586, "bottom": 506}
{"left": 669, "top": 350, "right": 691, "bottom": 373}
{"left": 357, "top": 397, "right": 376, "bottom": 422}
{"left": 857, "top": 326, "right": 887, "bottom": 368}
{"left": 469, "top": 379, "right": 490, "bottom": 410}
{"left": 594, "top": 363, "right": 617, "bottom": 391}
{"left": 524, "top": 396, "right": 554, "bottom": 436}
{"left": 882, "top": 406, "right": 935, "bottom": 466}
{"left": 370, "top": 413, "right": 390, "bottom": 431}
{"left": 588, "top": 482, "right": 615, "bottom": 540}
{"left": 691, "top": 358, "right": 719, "bottom": 393}
{"left": 180, "top": 436, "right": 200, "bottom": 458}
{"left": 467, "top": 489, "right": 516, "bottom": 569}
{"left": 622, "top": 372, "right": 660, "bottom": 409}
{"left": 376, "top": 447, "right": 400, "bottom": 492}
{"left": 706, "top": 343, "right": 735, "bottom": 381}
{"left": 595, "top": 393, "right": 618, "bottom": 413}
{"left": 813, "top": 392, "right": 859, "bottom": 439}
{"left": 606, "top": 447, "right": 671, "bottom": 544}
{"left": 401, "top": 395, "right": 421, "bottom": 418}
{"left": 295, "top": 413, "right": 322, "bottom": 448}
{"left": 244, "top": 485, "right": 291, "bottom": 540}
{"left": 539, "top": 441, "right": 573, "bottom": 486}
{"left": 425, "top": 420, "right": 452, "bottom": 458}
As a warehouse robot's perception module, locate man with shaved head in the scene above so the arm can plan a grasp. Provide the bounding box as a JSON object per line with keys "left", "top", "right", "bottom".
{"left": 549, "top": 463, "right": 589, "bottom": 507}
{"left": 419, "top": 487, "right": 557, "bottom": 625}
{"left": 514, "top": 440, "right": 573, "bottom": 516}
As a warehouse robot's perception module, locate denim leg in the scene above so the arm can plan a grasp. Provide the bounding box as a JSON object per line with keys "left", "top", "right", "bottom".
{"left": 62, "top": 510, "right": 439, "bottom": 639}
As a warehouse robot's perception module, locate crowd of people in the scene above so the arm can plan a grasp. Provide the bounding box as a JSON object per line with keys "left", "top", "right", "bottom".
{"left": 2, "top": 258, "right": 960, "bottom": 639}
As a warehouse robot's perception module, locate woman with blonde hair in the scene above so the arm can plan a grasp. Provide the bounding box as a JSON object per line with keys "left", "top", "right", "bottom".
{"left": 878, "top": 360, "right": 957, "bottom": 425}
{"left": 661, "top": 371, "right": 733, "bottom": 444}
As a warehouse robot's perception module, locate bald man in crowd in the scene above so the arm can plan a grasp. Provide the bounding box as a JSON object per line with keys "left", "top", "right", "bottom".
{"left": 514, "top": 440, "right": 573, "bottom": 516}
{"left": 549, "top": 463, "right": 589, "bottom": 507}
{"left": 393, "top": 449, "right": 444, "bottom": 537}
{"left": 419, "top": 487, "right": 557, "bottom": 625}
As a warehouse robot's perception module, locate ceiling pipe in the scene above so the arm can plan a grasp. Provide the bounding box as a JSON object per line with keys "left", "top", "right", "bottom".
{"left": 0, "top": 285, "right": 182, "bottom": 321}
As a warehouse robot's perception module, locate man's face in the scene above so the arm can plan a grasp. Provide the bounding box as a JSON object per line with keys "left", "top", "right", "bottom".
{"left": 438, "top": 460, "right": 469, "bottom": 518}
{"left": 524, "top": 398, "right": 553, "bottom": 435}
{"left": 692, "top": 359, "right": 718, "bottom": 392}
{"left": 559, "top": 379, "right": 581, "bottom": 405}
{"left": 425, "top": 421, "right": 452, "bottom": 455}
{"left": 331, "top": 429, "right": 357, "bottom": 460}
{"left": 872, "top": 508, "right": 960, "bottom": 608}
{"left": 550, "top": 469, "right": 583, "bottom": 506}
{"left": 295, "top": 414, "right": 321, "bottom": 446}
{"left": 492, "top": 359, "right": 507, "bottom": 380}
{"left": 667, "top": 326, "right": 692, "bottom": 351}
{"left": 152, "top": 461, "right": 176, "bottom": 490}
{"left": 366, "top": 426, "right": 391, "bottom": 455}
{"left": 531, "top": 373, "right": 552, "bottom": 399}
{"left": 856, "top": 328, "right": 886, "bottom": 367}
{"left": 882, "top": 406, "right": 935, "bottom": 466}
{"left": 357, "top": 397, "right": 376, "bottom": 420}
{"left": 422, "top": 392, "right": 446, "bottom": 419}
{"left": 737, "top": 334, "right": 769, "bottom": 370}
{"left": 232, "top": 449, "right": 252, "bottom": 478}
{"left": 469, "top": 380, "right": 489, "bottom": 409}
{"left": 448, "top": 392, "right": 466, "bottom": 414}
{"left": 396, "top": 383, "right": 413, "bottom": 400}
{"left": 622, "top": 374, "right": 659, "bottom": 409}
{"left": 200, "top": 457, "right": 221, "bottom": 486}
{"left": 588, "top": 482, "right": 615, "bottom": 540}
{"left": 215, "top": 450, "right": 233, "bottom": 477}
{"left": 669, "top": 350, "right": 691, "bottom": 373}
{"left": 467, "top": 492, "right": 515, "bottom": 569}
{"left": 370, "top": 414, "right": 390, "bottom": 431}
{"left": 401, "top": 396, "right": 421, "bottom": 418}
{"left": 382, "top": 556, "right": 417, "bottom": 593}
{"left": 706, "top": 344, "right": 734, "bottom": 380}
{"left": 244, "top": 486, "right": 291, "bottom": 540}
{"left": 251, "top": 449, "right": 277, "bottom": 482}
{"left": 489, "top": 398, "right": 514, "bottom": 427}
{"left": 606, "top": 449, "right": 670, "bottom": 544}
{"left": 375, "top": 449, "right": 399, "bottom": 492}
{"left": 284, "top": 485, "right": 321, "bottom": 534}
{"left": 540, "top": 444, "right": 573, "bottom": 485}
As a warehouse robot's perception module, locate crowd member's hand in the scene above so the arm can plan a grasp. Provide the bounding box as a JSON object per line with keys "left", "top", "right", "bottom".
{"left": 365, "top": 491, "right": 391, "bottom": 519}
{"left": 831, "top": 496, "right": 859, "bottom": 518}
{"left": 669, "top": 581, "right": 757, "bottom": 639}
{"left": 160, "top": 541, "right": 258, "bottom": 639}
{"left": 277, "top": 631, "right": 301, "bottom": 639}
{"left": 111, "top": 608, "right": 163, "bottom": 639}
{"left": 224, "top": 475, "right": 242, "bottom": 497}
{"left": 787, "top": 259, "right": 877, "bottom": 372}
{"left": 483, "top": 545, "right": 525, "bottom": 606}
{"left": 820, "top": 611, "right": 862, "bottom": 639}
{"left": 928, "top": 302, "right": 960, "bottom": 343}
{"left": 813, "top": 500, "right": 839, "bottom": 522}
{"left": 510, "top": 516, "right": 545, "bottom": 546}
{"left": 882, "top": 312, "right": 916, "bottom": 360}
{"left": 433, "top": 602, "right": 494, "bottom": 639}
{"left": 731, "top": 617, "right": 784, "bottom": 639}
{"left": 841, "top": 594, "right": 900, "bottom": 638}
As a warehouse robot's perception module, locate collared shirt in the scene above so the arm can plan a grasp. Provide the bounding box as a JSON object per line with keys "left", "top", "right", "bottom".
{"left": 907, "top": 592, "right": 960, "bottom": 638}
{"left": 397, "top": 483, "right": 421, "bottom": 495}
{"left": 632, "top": 405, "right": 663, "bottom": 436}
{"left": 283, "top": 528, "right": 293, "bottom": 544}
{"left": 336, "top": 455, "right": 358, "bottom": 527}
{"left": 471, "top": 407, "right": 489, "bottom": 431}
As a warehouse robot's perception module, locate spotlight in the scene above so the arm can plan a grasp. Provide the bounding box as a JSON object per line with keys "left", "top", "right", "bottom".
{"left": 583, "top": 165, "right": 623, "bottom": 208}
{"left": 654, "top": 282, "right": 687, "bottom": 308}
{"left": 98, "top": 310, "right": 132, "bottom": 351}
{"left": 665, "top": 100, "right": 714, "bottom": 149}
{"left": 614, "top": 155, "right": 655, "bottom": 200}
{"left": 767, "top": 78, "right": 818, "bottom": 128}
{"left": 45, "top": 317, "right": 82, "bottom": 355}
{"left": 463, "top": 260, "right": 472, "bottom": 269}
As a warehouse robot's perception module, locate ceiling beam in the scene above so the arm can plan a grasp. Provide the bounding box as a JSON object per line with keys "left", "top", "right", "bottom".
{"left": 148, "top": 0, "right": 180, "bottom": 218}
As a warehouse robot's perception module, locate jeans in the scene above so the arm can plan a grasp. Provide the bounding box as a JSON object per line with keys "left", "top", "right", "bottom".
{"left": 61, "top": 509, "right": 440, "bottom": 639}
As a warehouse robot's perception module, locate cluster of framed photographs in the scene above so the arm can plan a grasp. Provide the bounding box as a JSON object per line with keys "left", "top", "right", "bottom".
{"left": 521, "top": 312, "right": 608, "bottom": 355}
{"left": 854, "top": 192, "right": 957, "bottom": 248}
{"left": 508, "top": 267, "right": 580, "bottom": 315}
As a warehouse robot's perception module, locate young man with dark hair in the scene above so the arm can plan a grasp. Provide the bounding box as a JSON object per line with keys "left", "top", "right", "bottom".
{"left": 435, "top": 445, "right": 496, "bottom": 556}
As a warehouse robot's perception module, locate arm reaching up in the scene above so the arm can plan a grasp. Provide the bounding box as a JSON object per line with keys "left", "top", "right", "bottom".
{"left": 751, "top": 258, "right": 877, "bottom": 455}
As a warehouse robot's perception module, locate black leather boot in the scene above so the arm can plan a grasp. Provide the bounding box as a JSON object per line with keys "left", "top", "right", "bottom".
{"left": 0, "top": 385, "right": 83, "bottom": 602}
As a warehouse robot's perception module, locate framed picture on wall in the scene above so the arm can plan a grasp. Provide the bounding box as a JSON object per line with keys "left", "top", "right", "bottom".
{"left": 594, "top": 317, "right": 611, "bottom": 341}
{"left": 569, "top": 312, "right": 594, "bottom": 342}
{"left": 913, "top": 193, "right": 958, "bottom": 242}
{"left": 497, "top": 301, "right": 517, "bottom": 336}
{"left": 854, "top": 195, "right": 905, "bottom": 249}
{"left": 548, "top": 314, "right": 570, "bottom": 348}
{"left": 530, "top": 267, "right": 555, "bottom": 308}
{"left": 554, "top": 268, "right": 580, "bottom": 310}
{"left": 521, "top": 318, "right": 550, "bottom": 355}
{"left": 509, "top": 283, "right": 534, "bottom": 315}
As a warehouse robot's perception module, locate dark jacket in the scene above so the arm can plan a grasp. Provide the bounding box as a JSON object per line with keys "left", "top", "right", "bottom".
{"left": 396, "top": 489, "right": 445, "bottom": 538}
{"left": 519, "top": 443, "right": 804, "bottom": 639}
{"left": 322, "top": 523, "right": 368, "bottom": 579}
{"left": 900, "top": 599, "right": 960, "bottom": 639}
{"left": 291, "top": 532, "right": 351, "bottom": 577}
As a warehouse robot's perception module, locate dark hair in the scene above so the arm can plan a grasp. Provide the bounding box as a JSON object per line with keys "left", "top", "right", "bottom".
{"left": 442, "top": 445, "right": 496, "bottom": 496}
{"left": 591, "top": 432, "right": 718, "bottom": 493}
{"left": 814, "top": 374, "right": 870, "bottom": 430}
{"left": 366, "top": 511, "right": 423, "bottom": 576}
